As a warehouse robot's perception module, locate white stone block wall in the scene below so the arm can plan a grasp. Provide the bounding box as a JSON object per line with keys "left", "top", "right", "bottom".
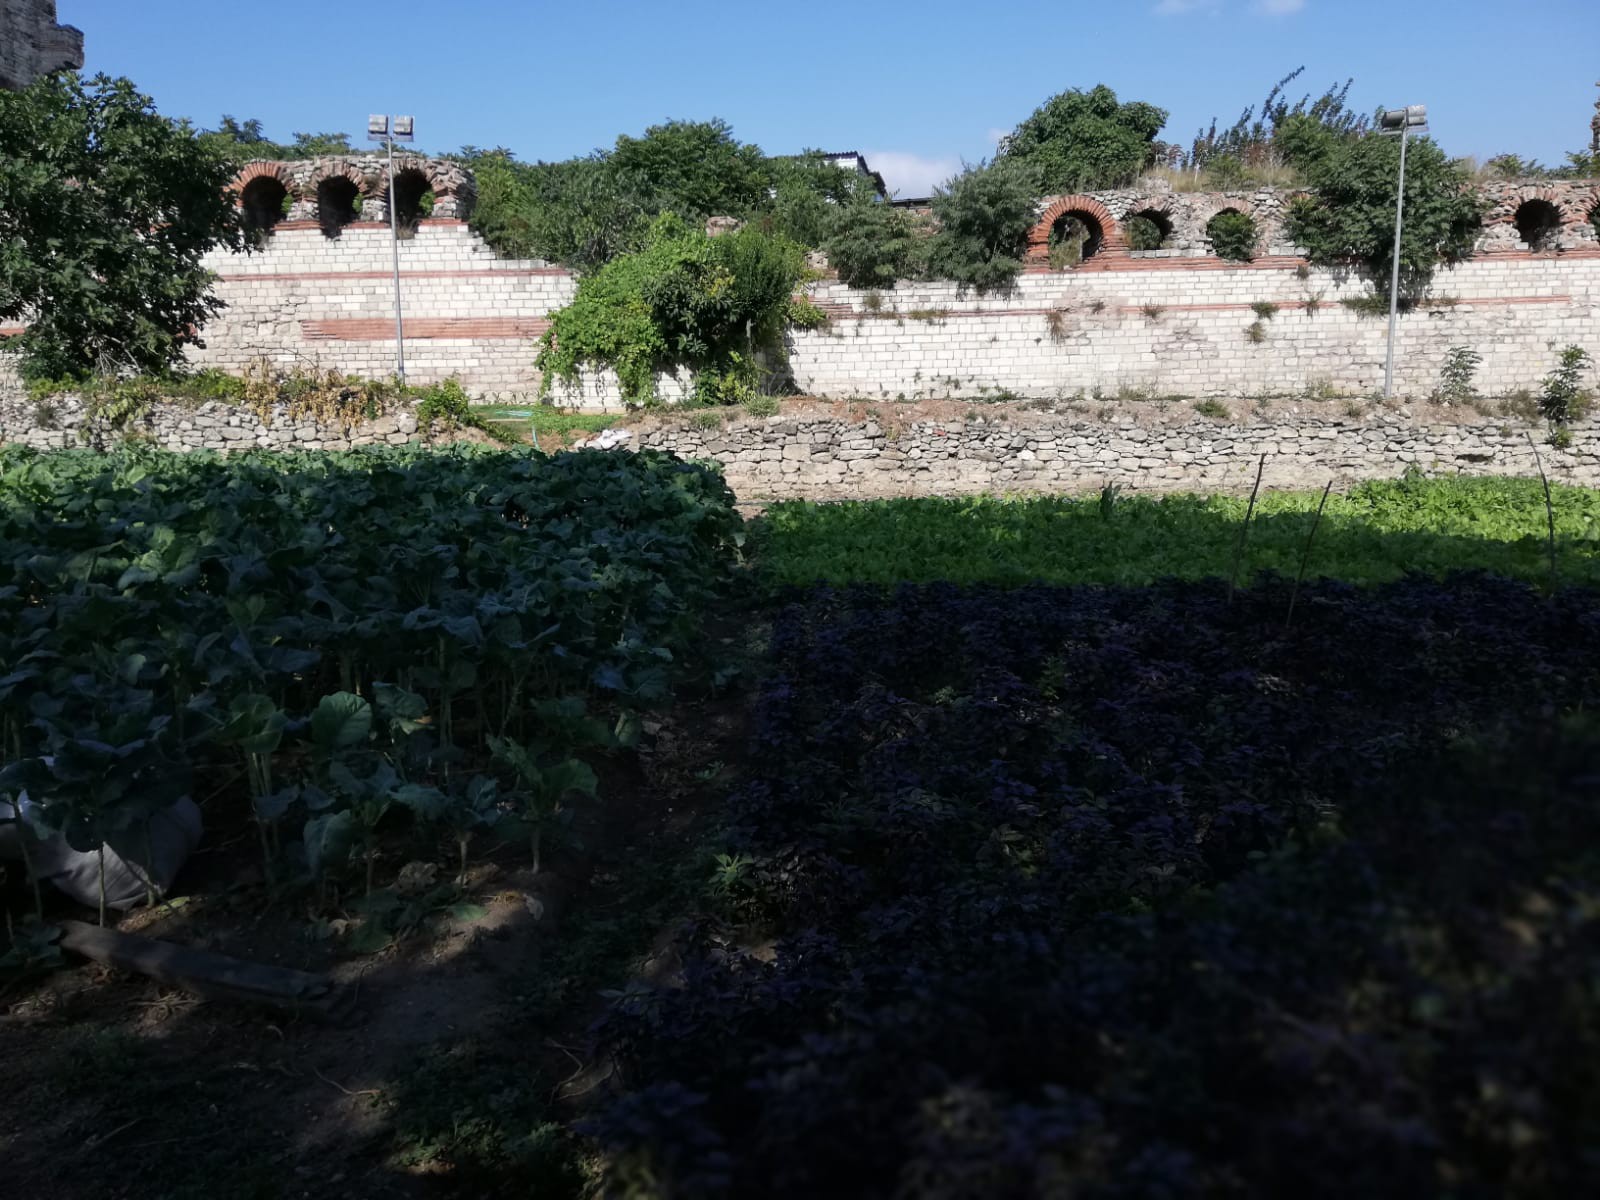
{"left": 791, "top": 256, "right": 1600, "bottom": 402}
{"left": 2, "top": 213, "right": 1595, "bottom": 412}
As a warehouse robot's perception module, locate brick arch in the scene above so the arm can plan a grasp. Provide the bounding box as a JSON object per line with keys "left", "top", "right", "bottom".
{"left": 1489, "top": 185, "right": 1566, "bottom": 226}
{"left": 380, "top": 156, "right": 447, "bottom": 202}
{"left": 308, "top": 161, "right": 375, "bottom": 196}
{"left": 230, "top": 160, "right": 295, "bottom": 197}
{"left": 1026, "top": 195, "right": 1127, "bottom": 261}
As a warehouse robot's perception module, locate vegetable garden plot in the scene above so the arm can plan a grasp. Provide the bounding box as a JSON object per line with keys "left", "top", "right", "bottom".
{"left": 583, "top": 577, "right": 1600, "bottom": 1197}
{"left": 0, "top": 444, "right": 743, "bottom": 920}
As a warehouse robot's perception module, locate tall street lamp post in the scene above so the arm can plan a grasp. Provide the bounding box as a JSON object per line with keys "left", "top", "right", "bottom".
{"left": 1379, "top": 104, "right": 1428, "bottom": 401}
{"left": 368, "top": 114, "right": 415, "bottom": 385}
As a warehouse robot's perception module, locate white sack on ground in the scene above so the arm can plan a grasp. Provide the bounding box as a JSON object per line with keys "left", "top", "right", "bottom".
{"left": 0, "top": 796, "right": 203, "bottom": 911}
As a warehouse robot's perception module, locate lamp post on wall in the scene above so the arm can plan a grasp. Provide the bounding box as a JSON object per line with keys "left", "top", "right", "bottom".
{"left": 368, "top": 114, "right": 415, "bottom": 385}
{"left": 1379, "top": 104, "right": 1428, "bottom": 401}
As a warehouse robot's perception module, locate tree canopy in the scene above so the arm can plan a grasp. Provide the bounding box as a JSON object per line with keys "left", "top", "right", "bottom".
{"left": 0, "top": 74, "right": 245, "bottom": 380}
{"left": 198, "top": 117, "right": 354, "bottom": 162}
{"left": 998, "top": 85, "right": 1169, "bottom": 193}
{"left": 1286, "top": 134, "right": 1484, "bottom": 294}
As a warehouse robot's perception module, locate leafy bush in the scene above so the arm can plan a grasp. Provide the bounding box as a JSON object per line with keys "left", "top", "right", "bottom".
{"left": 1286, "top": 134, "right": 1483, "bottom": 295}
{"left": 1540, "top": 345, "right": 1594, "bottom": 428}
{"left": 925, "top": 159, "right": 1041, "bottom": 290}
{"left": 0, "top": 74, "right": 245, "bottom": 380}
{"left": 822, "top": 200, "right": 927, "bottom": 290}
{"left": 538, "top": 216, "right": 810, "bottom": 405}
{"left": 997, "top": 84, "right": 1168, "bottom": 192}
{"left": 1207, "top": 210, "right": 1259, "bottom": 262}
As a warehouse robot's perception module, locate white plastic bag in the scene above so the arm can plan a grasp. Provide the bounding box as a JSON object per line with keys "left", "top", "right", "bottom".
{"left": 0, "top": 795, "right": 202, "bottom": 911}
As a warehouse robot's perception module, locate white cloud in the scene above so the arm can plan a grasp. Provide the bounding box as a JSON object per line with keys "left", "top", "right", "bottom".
{"left": 1255, "top": 0, "right": 1306, "bottom": 13}
{"left": 862, "top": 151, "right": 964, "bottom": 199}
{"left": 1154, "top": 0, "right": 1220, "bottom": 13}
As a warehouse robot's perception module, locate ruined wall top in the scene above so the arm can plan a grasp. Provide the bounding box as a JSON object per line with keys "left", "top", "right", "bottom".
{"left": 0, "top": 0, "right": 84, "bottom": 91}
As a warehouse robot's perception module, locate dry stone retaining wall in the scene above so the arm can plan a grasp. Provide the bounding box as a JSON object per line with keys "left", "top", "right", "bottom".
{"left": 632, "top": 412, "right": 1600, "bottom": 501}
{"left": 0, "top": 390, "right": 426, "bottom": 453}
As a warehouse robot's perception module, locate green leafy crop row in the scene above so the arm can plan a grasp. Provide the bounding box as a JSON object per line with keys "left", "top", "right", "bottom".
{"left": 0, "top": 445, "right": 743, "bottom": 920}
{"left": 753, "top": 475, "right": 1600, "bottom": 588}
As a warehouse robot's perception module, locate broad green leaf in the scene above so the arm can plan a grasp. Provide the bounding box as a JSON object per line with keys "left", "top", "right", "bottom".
{"left": 311, "top": 692, "right": 372, "bottom": 751}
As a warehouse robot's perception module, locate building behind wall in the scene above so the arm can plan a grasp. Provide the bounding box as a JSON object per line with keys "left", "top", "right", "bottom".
{"left": 0, "top": 0, "right": 84, "bottom": 90}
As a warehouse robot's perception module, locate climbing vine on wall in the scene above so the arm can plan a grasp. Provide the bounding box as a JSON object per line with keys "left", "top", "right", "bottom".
{"left": 537, "top": 216, "right": 816, "bottom": 406}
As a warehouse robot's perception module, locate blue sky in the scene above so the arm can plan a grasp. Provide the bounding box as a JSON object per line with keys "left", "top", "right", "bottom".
{"left": 62, "top": 0, "right": 1600, "bottom": 197}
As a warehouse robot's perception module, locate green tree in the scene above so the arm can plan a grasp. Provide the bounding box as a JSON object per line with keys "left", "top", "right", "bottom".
{"left": 457, "top": 149, "right": 647, "bottom": 272}
{"left": 762, "top": 152, "right": 876, "bottom": 247}
{"left": 925, "top": 160, "right": 1040, "bottom": 290}
{"left": 1287, "top": 134, "right": 1483, "bottom": 294}
{"left": 823, "top": 200, "right": 927, "bottom": 289}
{"left": 998, "top": 85, "right": 1168, "bottom": 192}
{"left": 197, "top": 119, "right": 353, "bottom": 162}
{"left": 0, "top": 74, "right": 245, "bottom": 380}
{"left": 611, "top": 119, "right": 770, "bottom": 221}
{"left": 288, "top": 131, "right": 355, "bottom": 157}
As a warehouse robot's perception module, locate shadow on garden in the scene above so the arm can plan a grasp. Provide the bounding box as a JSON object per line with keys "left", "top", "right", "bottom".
{"left": 5, "top": 456, "right": 1600, "bottom": 1198}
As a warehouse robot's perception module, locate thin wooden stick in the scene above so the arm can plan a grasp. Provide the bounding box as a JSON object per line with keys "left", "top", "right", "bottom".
{"left": 1228, "top": 454, "right": 1268, "bottom": 603}
{"left": 1286, "top": 482, "right": 1335, "bottom": 631}
{"left": 1526, "top": 434, "right": 1558, "bottom": 593}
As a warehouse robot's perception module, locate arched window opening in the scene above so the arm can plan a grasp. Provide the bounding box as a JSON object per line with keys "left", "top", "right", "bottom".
{"left": 1206, "top": 209, "right": 1258, "bottom": 263}
{"left": 1514, "top": 199, "right": 1563, "bottom": 252}
{"left": 391, "top": 168, "right": 435, "bottom": 239}
{"left": 240, "top": 176, "right": 288, "bottom": 244}
{"left": 1587, "top": 203, "right": 1600, "bottom": 241}
{"left": 1048, "top": 212, "right": 1104, "bottom": 268}
{"left": 317, "top": 176, "right": 361, "bottom": 238}
{"left": 1127, "top": 209, "right": 1173, "bottom": 252}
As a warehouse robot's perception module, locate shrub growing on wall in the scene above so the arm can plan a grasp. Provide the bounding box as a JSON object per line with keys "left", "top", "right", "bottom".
{"left": 925, "top": 159, "right": 1041, "bottom": 290}
{"left": 537, "top": 216, "right": 813, "bottom": 405}
{"left": 0, "top": 74, "right": 245, "bottom": 380}
{"left": 824, "top": 200, "right": 928, "bottom": 289}
{"left": 1206, "top": 210, "right": 1259, "bottom": 262}
{"left": 1286, "top": 134, "right": 1483, "bottom": 295}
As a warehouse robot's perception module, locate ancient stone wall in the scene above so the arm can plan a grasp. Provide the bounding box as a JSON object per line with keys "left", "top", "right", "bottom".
{"left": 791, "top": 252, "right": 1600, "bottom": 402}
{"left": 5, "top": 161, "right": 1600, "bottom": 409}
{"left": 629, "top": 411, "right": 1600, "bottom": 501}
{"left": 0, "top": 0, "right": 82, "bottom": 91}
{"left": 0, "top": 390, "right": 431, "bottom": 453}
{"left": 152, "top": 216, "right": 1600, "bottom": 409}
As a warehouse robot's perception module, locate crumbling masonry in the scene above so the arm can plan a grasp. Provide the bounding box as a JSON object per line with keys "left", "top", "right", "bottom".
{"left": 0, "top": 0, "right": 83, "bottom": 91}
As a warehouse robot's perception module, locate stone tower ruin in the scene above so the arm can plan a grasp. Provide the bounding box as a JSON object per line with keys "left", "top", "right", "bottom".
{"left": 1, "top": 0, "right": 84, "bottom": 91}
